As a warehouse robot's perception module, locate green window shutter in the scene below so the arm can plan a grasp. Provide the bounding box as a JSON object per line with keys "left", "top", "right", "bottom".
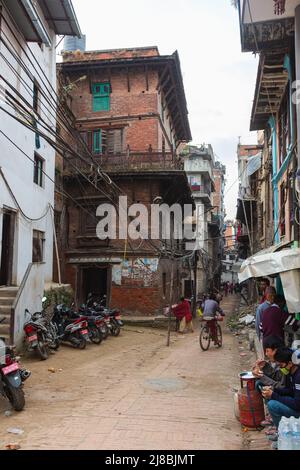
{"left": 93, "top": 129, "right": 102, "bottom": 154}
{"left": 93, "top": 96, "right": 110, "bottom": 112}
{"left": 92, "top": 82, "right": 110, "bottom": 112}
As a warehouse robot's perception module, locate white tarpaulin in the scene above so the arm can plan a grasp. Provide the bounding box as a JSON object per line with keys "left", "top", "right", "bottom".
{"left": 238, "top": 248, "right": 300, "bottom": 313}
{"left": 280, "top": 270, "right": 300, "bottom": 313}
{"left": 238, "top": 248, "right": 300, "bottom": 282}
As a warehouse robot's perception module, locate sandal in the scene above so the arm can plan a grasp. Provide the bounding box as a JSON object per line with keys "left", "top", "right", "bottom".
{"left": 261, "top": 417, "right": 273, "bottom": 427}
{"left": 265, "top": 427, "right": 277, "bottom": 435}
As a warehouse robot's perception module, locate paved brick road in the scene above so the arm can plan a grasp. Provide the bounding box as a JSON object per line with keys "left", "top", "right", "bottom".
{"left": 0, "top": 295, "right": 244, "bottom": 450}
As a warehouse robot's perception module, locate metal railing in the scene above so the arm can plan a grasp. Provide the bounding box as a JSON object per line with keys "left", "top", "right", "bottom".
{"left": 190, "top": 184, "right": 211, "bottom": 195}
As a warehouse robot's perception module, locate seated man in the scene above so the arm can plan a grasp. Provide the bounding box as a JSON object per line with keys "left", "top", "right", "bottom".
{"left": 252, "top": 336, "right": 286, "bottom": 390}
{"left": 262, "top": 348, "right": 300, "bottom": 445}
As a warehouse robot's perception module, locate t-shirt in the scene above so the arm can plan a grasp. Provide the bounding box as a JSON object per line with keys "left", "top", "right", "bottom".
{"left": 202, "top": 299, "right": 222, "bottom": 319}
{"left": 261, "top": 304, "right": 289, "bottom": 340}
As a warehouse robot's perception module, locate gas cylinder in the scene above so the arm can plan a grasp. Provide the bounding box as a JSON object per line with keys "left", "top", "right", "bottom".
{"left": 238, "top": 388, "right": 265, "bottom": 428}
{"left": 238, "top": 371, "right": 265, "bottom": 428}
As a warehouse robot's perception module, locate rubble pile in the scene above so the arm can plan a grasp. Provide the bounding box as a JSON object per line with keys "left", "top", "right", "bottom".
{"left": 227, "top": 304, "right": 256, "bottom": 332}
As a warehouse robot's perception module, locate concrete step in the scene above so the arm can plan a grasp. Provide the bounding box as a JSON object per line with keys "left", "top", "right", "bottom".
{"left": 0, "top": 298, "right": 14, "bottom": 306}
{"left": 0, "top": 324, "right": 10, "bottom": 336}
{"left": 0, "top": 306, "right": 12, "bottom": 316}
{"left": 0, "top": 287, "right": 18, "bottom": 298}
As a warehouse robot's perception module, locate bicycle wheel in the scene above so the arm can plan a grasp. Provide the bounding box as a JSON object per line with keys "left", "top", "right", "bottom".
{"left": 216, "top": 324, "right": 223, "bottom": 348}
{"left": 199, "top": 325, "right": 211, "bottom": 351}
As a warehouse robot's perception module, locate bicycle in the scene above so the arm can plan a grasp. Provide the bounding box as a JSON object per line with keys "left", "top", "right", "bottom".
{"left": 199, "top": 317, "right": 223, "bottom": 351}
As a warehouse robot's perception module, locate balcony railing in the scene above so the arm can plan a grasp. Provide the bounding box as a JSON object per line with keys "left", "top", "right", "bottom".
{"left": 64, "top": 150, "right": 184, "bottom": 175}
{"left": 190, "top": 184, "right": 211, "bottom": 196}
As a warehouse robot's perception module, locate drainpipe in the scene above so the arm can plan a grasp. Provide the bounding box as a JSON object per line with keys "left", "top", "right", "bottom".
{"left": 295, "top": 6, "right": 300, "bottom": 187}
{"left": 269, "top": 116, "right": 280, "bottom": 244}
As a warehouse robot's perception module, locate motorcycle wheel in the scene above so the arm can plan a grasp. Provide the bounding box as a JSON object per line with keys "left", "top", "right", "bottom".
{"left": 36, "top": 333, "right": 49, "bottom": 360}
{"left": 101, "top": 324, "right": 109, "bottom": 340}
{"left": 49, "top": 339, "right": 60, "bottom": 351}
{"left": 90, "top": 327, "right": 102, "bottom": 345}
{"left": 110, "top": 323, "right": 121, "bottom": 337}
{"left": 5, "top": 385, "right": 25, "bottom": 411}
{"left": 77, "top": 338, "right": 86, "bottom": 350}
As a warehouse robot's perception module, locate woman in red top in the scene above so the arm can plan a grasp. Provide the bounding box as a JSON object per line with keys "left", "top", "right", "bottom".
{"left": 174, "top": 297, "right": 194, "bottom": 334}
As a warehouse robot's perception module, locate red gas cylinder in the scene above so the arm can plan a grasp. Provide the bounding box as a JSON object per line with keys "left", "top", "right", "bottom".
{"left": 238, "top": 372, "right": 265, "bottom": 428}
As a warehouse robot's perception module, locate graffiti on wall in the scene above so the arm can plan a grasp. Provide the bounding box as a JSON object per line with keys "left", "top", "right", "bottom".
{"left": 112, "top": 258, "right": 159, "bottom": 287}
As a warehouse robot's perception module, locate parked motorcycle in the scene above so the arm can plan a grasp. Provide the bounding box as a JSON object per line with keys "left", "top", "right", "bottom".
{"left": 24, "top": 308, "right": 50, "bottom": 361}
{"left": 0, "top": 318, "right": 26, "bottom": 411}
{"left": 87, "top": 295, "right": 123, "bottom": 337}
{"left": 79, "top": 304, "right": 110, "bottom": 340}
{"left": 52, "top": 305, "right": 89, "bottom": 349}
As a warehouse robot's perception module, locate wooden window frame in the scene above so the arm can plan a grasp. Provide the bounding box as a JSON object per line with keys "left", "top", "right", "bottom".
{"left": 32, "top": 230, "right": 45, "bottom": 263}
{"left": 33, "top": 152, "right": 44, "bottom": 188}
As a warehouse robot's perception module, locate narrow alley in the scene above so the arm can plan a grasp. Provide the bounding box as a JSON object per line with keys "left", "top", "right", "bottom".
{"left": 0, "top": 296, "right": 244, "bottom": 451}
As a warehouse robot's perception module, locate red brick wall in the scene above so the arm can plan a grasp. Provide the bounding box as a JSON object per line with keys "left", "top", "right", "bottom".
{"left": 111, "top": 285, "right": 161, "bottom": 316}
{"left": 69, "top": 67, "right": 161, "bottom": 151}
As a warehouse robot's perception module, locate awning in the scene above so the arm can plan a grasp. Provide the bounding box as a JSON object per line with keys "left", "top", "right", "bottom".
{"left": 247, "top": 152, "right": 262, "bottom": 177}
{"left": 238, "top": 247, "right": 300, "bottom": 283}
{"left": 38, "top": 0, "right": 82, "bottom": 38}
{"left": 239, "top": 247, "right": 300, "bottom": 313}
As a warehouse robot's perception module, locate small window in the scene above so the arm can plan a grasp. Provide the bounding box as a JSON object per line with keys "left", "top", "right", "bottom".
{"left": 32, "top": 230, "right": 45, "bottom": 263}
{"left": 33, "top": 152, "right": 44, "bottom": 187}
{"left": 93, "top": 129, "right": 102, "bottom": 154}
{"left": 92, "top": 82, "right": 110, "bottom": 112}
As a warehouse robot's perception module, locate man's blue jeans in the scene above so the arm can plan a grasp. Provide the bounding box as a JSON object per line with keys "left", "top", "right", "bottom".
{"left": 268, "top": 400, "right": 300, "bottom": 428}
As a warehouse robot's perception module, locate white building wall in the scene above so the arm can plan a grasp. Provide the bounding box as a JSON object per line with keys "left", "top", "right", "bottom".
{"left": 0, "top": 5, "right": 57, "bottom": 286}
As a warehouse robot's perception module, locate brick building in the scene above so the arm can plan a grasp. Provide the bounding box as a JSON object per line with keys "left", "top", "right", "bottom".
{"left": 55, "top": 46, "right": 193, "bottom": 316}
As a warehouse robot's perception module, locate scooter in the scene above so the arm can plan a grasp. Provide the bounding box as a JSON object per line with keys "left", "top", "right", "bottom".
{"left": 0, "top": 318, "right": 26, "bottom": 411}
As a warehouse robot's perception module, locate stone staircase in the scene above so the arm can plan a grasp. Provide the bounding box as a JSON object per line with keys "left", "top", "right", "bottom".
{"left": 0, "top": 287, "right": 18, "bottom": 342}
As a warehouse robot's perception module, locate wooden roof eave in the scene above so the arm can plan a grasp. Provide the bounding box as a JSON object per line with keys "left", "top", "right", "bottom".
{"left": 250, "top": 52, "right": 289, "bottom": 132}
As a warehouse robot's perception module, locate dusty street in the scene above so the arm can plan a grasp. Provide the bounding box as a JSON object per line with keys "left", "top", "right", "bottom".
{"left": 0, "top": 295, "right": 244, "bottom": 450}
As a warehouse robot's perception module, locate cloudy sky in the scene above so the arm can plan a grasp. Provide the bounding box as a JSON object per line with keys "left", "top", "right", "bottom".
{"left": 70, "top": 0, "right": 259, "bottom": 219}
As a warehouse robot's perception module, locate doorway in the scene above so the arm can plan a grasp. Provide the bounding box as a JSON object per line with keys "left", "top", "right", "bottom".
{"left": 184, "top": 280, "right": 194, "bottom": 299}
{"left": 81, "top": 266, "right": 108, "bottom": 304}
{"left": 0, "top": 210, "right": 15, "bottom": 286}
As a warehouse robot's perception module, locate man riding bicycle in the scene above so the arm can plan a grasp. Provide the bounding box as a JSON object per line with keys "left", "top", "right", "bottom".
{"left": 202, "top": 293, "right": 225, "bottom": 345}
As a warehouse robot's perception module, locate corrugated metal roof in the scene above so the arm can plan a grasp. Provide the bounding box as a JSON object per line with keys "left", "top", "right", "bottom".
{"left": 2, "top": 0, "right": 81, "bottom": 43}
{"left": 38, "top": 0, "right": 82, "bottom": 37}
